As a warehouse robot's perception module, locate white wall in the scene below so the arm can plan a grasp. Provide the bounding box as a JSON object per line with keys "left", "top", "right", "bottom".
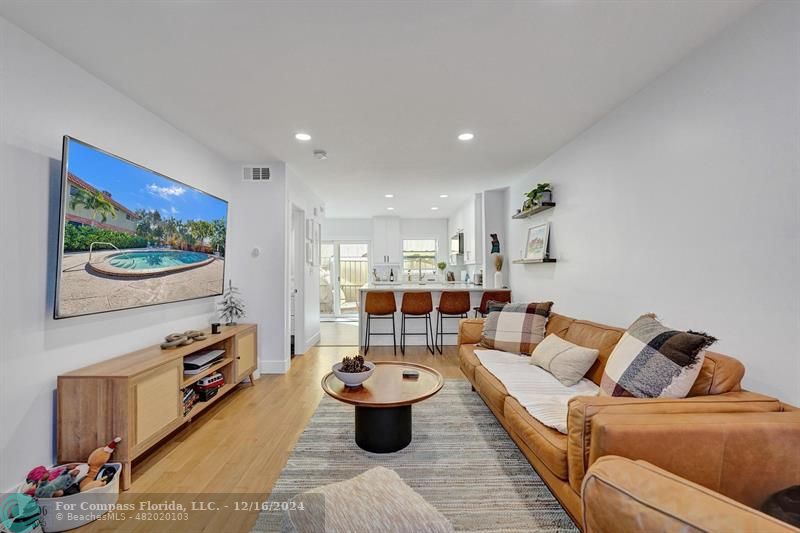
{"left": 288, "top": 168, "right": 324, "bottom": 351}
{"left": 508, "top": 1, "right": 799, "bottom": 404}
{"left": 482, "top": 188, "right": 510, "bottom": 288}
{"left": 323, "top": 218, "right": 372, "bottom": 242}
{"left": 399, "top": 218, "right": 450, "bottom": 265}
{"left": 226, "top": 173, "right": 288, "bottom": 372}
{"left": 0, "top": 17, "right": 240, "bottom": 489}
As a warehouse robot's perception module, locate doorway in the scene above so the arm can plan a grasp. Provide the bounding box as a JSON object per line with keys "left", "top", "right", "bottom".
{"left": 320, "top": 241, "right": 368, "bottom": 346}
{"left": 290, "top": 205, "right": 306, "bottom": 356}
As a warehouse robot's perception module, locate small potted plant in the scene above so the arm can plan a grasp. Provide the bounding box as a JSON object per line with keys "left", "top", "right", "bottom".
{"left": 437, "top": 261, "right": 447, "bottom": 281}
{"left": 218, "top": 280, "right": 245, "bottom": 325}
{"left": 332, "top": 355, "right": 375, "bottom": 388}
{"left": 523, "top": 183, "right": 552, "bottom": 210}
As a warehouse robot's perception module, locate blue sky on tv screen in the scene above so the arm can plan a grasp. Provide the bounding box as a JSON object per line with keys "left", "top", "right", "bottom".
{"left": 67, "top": 139, "right": 228, "bottom": 222}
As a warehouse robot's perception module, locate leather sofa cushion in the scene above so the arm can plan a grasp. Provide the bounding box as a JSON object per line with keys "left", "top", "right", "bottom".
{"left": 563, "top": 320, "right": 625, "bottom": 385}
{"left": 474, "top": 366, "right": 509, "bottom": 416}
{"left": 459, "top": 344, "right": 481, "bottom": 382}
{"left": 545, "top": 313, "right": 575, "bottom": 338}
{"left": 688, "top": 351, "right": 745, "bottom": 396}
{"left": 505, "top": 396, "right": 569, "bottom": 480}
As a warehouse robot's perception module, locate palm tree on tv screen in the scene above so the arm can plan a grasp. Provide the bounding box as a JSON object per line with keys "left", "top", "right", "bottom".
{"left": 69, "top": 188, "right": 117, "bottom": 226}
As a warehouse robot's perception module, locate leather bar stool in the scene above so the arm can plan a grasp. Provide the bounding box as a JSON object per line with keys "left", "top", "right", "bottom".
{"left": 435, "top": 291, "right": 471, "bottom": 354}
{"left": 400, "top": 292, "right": 434, "bottom": 355}
{"left": 363, "top": 292, "right": 397, "bottom": 355}
{"left": 474, "top": 290, "right": 512, "bottom": 318}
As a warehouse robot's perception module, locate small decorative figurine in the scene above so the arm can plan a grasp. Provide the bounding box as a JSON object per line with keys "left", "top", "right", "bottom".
{"left": 490, "top": 233, "right": 500, "bottom": 254}
{"left": 161, "top": 330, "right": 207, "bottom": 349}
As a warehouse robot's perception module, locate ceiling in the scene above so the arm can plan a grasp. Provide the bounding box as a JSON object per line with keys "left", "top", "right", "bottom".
{"left": 0, "top": 0, "right": 756, "bottom": 218}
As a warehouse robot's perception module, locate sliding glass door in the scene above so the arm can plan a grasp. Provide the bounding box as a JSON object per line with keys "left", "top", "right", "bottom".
{"left": 320, "top": 242, "right": 369, "bottom": 318}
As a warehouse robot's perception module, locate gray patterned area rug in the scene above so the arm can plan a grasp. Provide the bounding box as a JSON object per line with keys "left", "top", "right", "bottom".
{"left": 253, "top": 380, "right": 577, "bottom": 532}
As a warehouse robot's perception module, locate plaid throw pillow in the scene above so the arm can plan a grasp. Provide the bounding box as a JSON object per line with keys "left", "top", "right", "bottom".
{"left": 479, "top": 301, "right": 553, "bottom": 355}
{"left": 600, "top": 314, "right": 717, "bottom": 398}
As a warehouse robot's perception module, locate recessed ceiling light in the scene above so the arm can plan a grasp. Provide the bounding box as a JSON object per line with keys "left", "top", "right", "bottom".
{"left": 387, "top": 207, "right": 395, "bottom": 211}
{"left": 457, "top": 132, "right": 475, "bottom": 141}
{"left": 384, "top": 194, "right": 394, "bottom": 198}
{"left": 295, "top": 132, "right": 311, "bottom": 141}
{"left": 439, "top": 194, "right": 449, "bottom": 198}
{"left": 431, "top": 207, "right": 439, "bottom": 211}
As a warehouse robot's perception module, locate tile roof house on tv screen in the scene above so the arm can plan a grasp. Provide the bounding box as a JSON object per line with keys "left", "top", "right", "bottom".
{"left": 66, "top": 173, "right": 141, "bottom": 233}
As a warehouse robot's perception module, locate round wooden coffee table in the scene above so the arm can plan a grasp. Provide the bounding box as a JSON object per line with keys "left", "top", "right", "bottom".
{"left": 321, "top": 361, "right": 444, "bottom": 453}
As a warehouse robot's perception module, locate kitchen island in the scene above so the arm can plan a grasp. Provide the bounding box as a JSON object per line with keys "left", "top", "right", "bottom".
{"left": 358, "top": 284, "right": 509, "bottom": 348}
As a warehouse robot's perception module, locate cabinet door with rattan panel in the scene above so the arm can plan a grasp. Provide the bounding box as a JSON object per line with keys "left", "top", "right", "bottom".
{"left": 235, "top": 329, "right": 257, "bottom": 382}
{"left": 131, "top": 359, "right": 182, "bottom": 456}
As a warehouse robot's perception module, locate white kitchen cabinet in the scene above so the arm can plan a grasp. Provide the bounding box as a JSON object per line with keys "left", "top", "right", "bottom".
{"left": 372, "top": 216, "right": 402, "bottom": 264}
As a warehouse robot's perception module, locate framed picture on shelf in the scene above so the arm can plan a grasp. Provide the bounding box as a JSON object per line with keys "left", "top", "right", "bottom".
{"left": 524, "top": 222, "right": 550, "bottom": 261}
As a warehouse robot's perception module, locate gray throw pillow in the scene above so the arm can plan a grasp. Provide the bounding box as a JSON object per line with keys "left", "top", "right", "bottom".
{"left": 529, "top": 334, "right": 599, "bottom": 386}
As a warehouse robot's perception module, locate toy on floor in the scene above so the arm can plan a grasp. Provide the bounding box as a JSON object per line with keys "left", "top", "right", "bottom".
{"left": 79, "top": 437, "right": 121, "bottom": 491}
{"left": 24, "top": 464, "right": 81, "bottom": 498}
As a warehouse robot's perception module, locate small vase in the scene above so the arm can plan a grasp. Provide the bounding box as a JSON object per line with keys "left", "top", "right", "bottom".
{"left": 494, "top": 271, "right": 503, "bottom": 289}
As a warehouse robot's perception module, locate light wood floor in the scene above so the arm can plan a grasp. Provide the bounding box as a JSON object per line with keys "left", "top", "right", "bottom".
{"left": 318, "top": 320, "right": 359, "bottom": 346}
{"left": 83, "top": 344, "right": 463, "bottom": 532}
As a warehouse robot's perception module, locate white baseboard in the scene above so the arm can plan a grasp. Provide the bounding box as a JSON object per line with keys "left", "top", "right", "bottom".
{"left": 302, "top": 332, "right": 321, "bottom": 353}
{"left": 259, "top": 359, "right": 290, "bottom": 374}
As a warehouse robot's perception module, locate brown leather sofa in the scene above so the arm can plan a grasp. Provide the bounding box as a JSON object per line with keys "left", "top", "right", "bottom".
{"left": 458, "top": 314, "right": 791, "bottom": 526}
{"left": 583, "top": 453, "right": 800, "bottom": 532}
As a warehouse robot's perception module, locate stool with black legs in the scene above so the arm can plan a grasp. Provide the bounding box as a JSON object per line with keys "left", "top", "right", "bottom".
{"left": 473, "top": 290, "right": 512, "bottom": 318}
{"left": 363, "top": 292, "right": 397, "bottom": 355}
{"left": 400, "top": 292, "right": 434, "bottom": 355}
{"left": 435, "top": 291, "right": 471, "bottom": 354}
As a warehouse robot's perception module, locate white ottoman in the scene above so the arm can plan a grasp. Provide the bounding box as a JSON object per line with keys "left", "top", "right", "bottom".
{"left": 282, "top": 467, "right": 454, "bottom": 533}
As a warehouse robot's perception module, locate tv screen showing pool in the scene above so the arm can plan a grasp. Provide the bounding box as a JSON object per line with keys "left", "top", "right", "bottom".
{"left": 54, "top": 136, "right": 229, "bottom": 319}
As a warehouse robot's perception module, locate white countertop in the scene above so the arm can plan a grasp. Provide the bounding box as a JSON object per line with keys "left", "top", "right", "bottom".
{"left": 359, "top": 283, "right": 508, "bottom": 292}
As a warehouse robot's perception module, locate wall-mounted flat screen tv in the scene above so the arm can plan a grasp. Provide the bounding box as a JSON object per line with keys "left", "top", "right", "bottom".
{"left": 55, "top": 136, "right": 228, "bottom": 319}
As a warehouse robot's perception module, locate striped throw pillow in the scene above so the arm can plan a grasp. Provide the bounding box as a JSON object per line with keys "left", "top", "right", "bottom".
{"left": 479, "top": 301, "right": 553, "bottom": 355}
{"left": 600, "top": 314, "right": 717, "bottom": 398}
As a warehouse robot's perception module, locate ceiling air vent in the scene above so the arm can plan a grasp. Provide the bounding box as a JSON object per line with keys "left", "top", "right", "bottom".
{"left": 243, "top": 166, "right": 271, "bottom": 181}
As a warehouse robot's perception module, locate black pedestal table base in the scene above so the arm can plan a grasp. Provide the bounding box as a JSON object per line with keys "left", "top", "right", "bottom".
{"left": 354, "top": 405, "right": 412, "bottom": 453}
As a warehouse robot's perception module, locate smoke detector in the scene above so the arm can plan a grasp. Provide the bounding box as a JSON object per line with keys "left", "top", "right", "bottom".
{"left": 313, "top": 150, "right": 328, "bottom": 160}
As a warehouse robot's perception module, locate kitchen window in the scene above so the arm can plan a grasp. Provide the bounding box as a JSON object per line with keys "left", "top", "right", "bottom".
{"left": 402, "top": 239, "right": 438, "bottom": 278}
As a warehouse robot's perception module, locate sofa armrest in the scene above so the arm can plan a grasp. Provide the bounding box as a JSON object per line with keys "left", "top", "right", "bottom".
{"left": 587, "top": 411, "right": 800, "bottom": 508}
{"left": 582, "top": 456, "right": 796, "bottom": 533}
{"left": 458, "top": 318, "right": 484, "bottom": 346}
{"left": 566, "top": 391, "right": 782, "bottom": 492}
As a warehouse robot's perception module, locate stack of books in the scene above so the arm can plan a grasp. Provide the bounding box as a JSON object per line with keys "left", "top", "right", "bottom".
{"left": 184, "top": 349, "right": 225, "bottom": 375}
{"left": 182, "top": 387, "right": 199, "bottom": 416}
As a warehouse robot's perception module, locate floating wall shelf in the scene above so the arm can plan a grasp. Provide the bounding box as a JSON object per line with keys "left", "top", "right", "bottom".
{"left": 512, "top": 258, "right": 557, "bottom": 264}
{"left": 512, "top": 202, "right": 555, "bottom": 219}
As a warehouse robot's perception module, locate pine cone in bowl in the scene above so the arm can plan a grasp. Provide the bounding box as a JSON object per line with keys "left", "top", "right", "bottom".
{"left": 340, "top": 355, "right": 369, "bottom": 373}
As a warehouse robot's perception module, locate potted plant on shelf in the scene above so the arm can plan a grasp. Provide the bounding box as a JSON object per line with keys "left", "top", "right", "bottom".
{"left": 219, "top": 280, "right": 246, "bottom": 325}
{"left": 522, "top": 182, "right": 552, "bottom": 211}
